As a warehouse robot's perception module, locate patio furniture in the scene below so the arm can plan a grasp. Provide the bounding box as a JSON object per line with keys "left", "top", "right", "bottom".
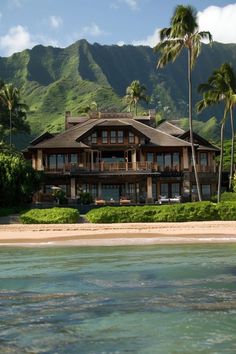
{"left": 95, "top": 198, "right": 106, "bottom": 205}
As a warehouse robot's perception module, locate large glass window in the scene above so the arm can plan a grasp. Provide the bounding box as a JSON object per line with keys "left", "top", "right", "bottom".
{"left": 91, "top": 132, "right": 97, "bottom": 144}
{"left": 118, "top": 130, "right": 124, "bottom": 144}
{"left": 202, "top": 184, "right": 211, "bottom": 197}
{"left": 70, "top": 154, "right": 78, "bottom": 163}
{"left": 173, "top": 153, "right": 180, "bottom": 170}
{"left": 200, "top": 152, "right": 208, "bottom": 166}
{"left": 110, "top": 130, "right": 116, "bottom": 144}
{"left": 164, "top": 153, "right": 171, "bottom": 169}
{"left": 48, "top": 155, "right": 56, "bottom": 169}
{"left": 157, "top": 153, "right": 164, "bottom": 169}
{"left": 102, "top": 130, "right": 108, "bottom": 144}
{"left": 129, "top": 131, "right": 135, "bottom": 144}
{"left": 171, "top": 183, "right": 180, "bottom": 198}
{"left": 57, "top": 154, "right": 64, "bottom": 169}
{"left": 160, "top": 183, "right": 168, "bottom": 197}
{"left": 147, "top": 152, "right": 154, "bottom": 162}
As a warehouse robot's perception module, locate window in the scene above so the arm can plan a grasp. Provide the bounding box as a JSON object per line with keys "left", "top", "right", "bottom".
{"left": 57, "top": 154, "right": 64, "bottom": 169}
{"left": 118, "top": 130, "right": 124, "bottom": 144}
{"left": 147, "top": 153, "right": 154, "bottom": 162}
{"left": 140, "top": 138, "right": 145, "bottom": 145}
{"left": 160, "top": 183, "right": 168, "bottom": 197}
{"left": 70, "top": 154, "right": 78, "bottom": 163}
{"left": 173, "top": 153, "right": 180, "bottom": 170}
{"left": 110, "top": 130, "right": 116, "bottom": 144}
{"left": 129, "top": 131, "right": 135, "bottom": 144}
{"left": 48, "top": 155, "right": 56, "bottom": 169}
{"left": 102, "top": 130, "right": 108, "bottom": 144}
{"left": 200, "top": 152, "right": 208, "bottom": 166}
{"left": 171, "top": 183, "right": 180, "bottom": 198}
{"left": 164, "top": 153, "right": 171, "bottom": 169}
{"left": 91, "top": 132, "right": 97, "bottom": 144}
{"left": 202, "top": 184, "right": 211, "bottom": 197}
{"left": 157, "top": 153, "right": 164, "bottom": 169}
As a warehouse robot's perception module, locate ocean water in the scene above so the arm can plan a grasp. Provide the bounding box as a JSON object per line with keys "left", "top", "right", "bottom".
{"left": 0, "top": 245, "right": 236, "bottom": 354}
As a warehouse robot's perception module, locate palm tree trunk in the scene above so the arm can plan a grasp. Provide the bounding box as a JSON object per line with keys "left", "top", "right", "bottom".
{"left": 188, "top": 47, "right": 202, "bottom": 201}
{"left": 217, "top": 116, "right": 226, "bottom": 203}
{"left": 229, "top": 107, "right": 235, "bottom": 190}
{"left": 9, "top": 109, "right": 12, "bottom": 148}
{"left": 135, "top": 103, "right": 137, "bottom": 116}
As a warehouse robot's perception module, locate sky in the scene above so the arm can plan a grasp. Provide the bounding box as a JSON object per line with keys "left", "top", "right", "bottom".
{"left": 0, "top": 0, "right": 235, "bottom": 57}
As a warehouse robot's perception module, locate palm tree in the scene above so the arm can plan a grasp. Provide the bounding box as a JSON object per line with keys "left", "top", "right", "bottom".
{"left": 154, "top": 5, "right": 212, "bottom": 202}
{"left": 0, "top": 83, "right": 28, "bottom": 147}
{"left": 196, "top": 63, "right": 236, "bottom": 202}
{"left": 125, "top": 80, "right": 148, "bottom": 115}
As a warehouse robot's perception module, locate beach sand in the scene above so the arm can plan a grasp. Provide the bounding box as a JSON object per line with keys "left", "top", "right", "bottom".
{"left": 0, "top": 221, "right": 236, "bottom": 246}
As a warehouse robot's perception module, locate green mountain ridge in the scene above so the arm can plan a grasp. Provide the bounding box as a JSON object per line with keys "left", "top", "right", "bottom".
{"left": 0, "top": 39, "right": 235, "bottom": 146}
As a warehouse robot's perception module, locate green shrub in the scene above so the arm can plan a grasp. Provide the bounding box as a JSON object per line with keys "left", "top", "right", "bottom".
{"left": 217, "top": 202, "right": 236, "bottom": 220}
{"left": 20, "top": 207, "right": 79, "bottom": 224}
{"left": 220, "top": 192, "right": 236, "bottom": 202}
{"left": 86, "top": 202, "right": 219, "bottom": 223}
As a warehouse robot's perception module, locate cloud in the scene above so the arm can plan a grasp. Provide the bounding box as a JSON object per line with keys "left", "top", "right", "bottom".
{"left": 117, "top": 41, "right": 125, "bottom": 46}
{"left": 132, "top": 28, "right": 160, "bottom": 47}
{"left": 49, "top": 15, "right": 63, "bottom": 29}
{"left": 121, "top": 0, "right": 139, "bottom": 10}
{"left": 81, "top": 23, "right": 107, "bottom": 37}
{"left": 0, "top": 25, "right": 61, "bottom": 56}
{"left": 198, "top": 4, "right": 236, "bottom": 43}
{"left": 0, "top": 25, "right": 35, "bottom": 56}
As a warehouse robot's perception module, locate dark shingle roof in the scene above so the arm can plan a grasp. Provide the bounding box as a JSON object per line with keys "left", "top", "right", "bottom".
{"left": 29, "top": 118, "right": 192, "bottom": 149}
{"left": 157, "top": 121, "right": 185, "bottom": 136}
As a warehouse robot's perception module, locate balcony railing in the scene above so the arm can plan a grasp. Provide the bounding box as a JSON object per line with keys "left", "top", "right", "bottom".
{"left": 44, "top": 162, "right": 181, "bottom": 174}
{"left": 189, "top": 164, "right": 217, "bottom": 173}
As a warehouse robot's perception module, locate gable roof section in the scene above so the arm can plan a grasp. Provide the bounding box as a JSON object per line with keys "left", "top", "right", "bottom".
{"left": 29, "top": 118, "right": 192, "bottom": 149}
{"left": 157, "top": 121, "right": 185, "bottom": 136}
{"left": 179, "top": 131, "right": 220, "bottom": 152}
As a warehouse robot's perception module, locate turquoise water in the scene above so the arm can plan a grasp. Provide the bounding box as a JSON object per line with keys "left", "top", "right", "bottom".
{"left": 0, "top": 245, "right": 236, "bottom": 353}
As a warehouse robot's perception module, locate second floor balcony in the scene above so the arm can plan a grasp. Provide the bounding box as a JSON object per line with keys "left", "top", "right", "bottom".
{"left": 43, "top": 161, "right": 216, "bottom": 175}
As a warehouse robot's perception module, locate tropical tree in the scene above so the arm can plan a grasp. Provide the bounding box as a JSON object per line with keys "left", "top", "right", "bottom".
{"left": 125, "top": 80, "right": 149, "bottom": 115}
{"left": 196, "top": 63, "right": 236, "bottom": 202}
{"left": 154, "top": 5, "right": 212, "bottom": 201}
{"left": 0, "top": 83, "right": 29, "bottom": 147}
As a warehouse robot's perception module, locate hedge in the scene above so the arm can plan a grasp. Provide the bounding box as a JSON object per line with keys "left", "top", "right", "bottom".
{"left": 86, "top": 202, "right": 236, "bottom": 223}
{"left": 20, "top": 207, "right": 79, "bottom": 224}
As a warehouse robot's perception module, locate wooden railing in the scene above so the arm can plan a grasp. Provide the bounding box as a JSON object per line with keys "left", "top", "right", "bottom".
{"left": 189, "top": 164, "right": 217, "bottom": 173}
{"left": 44, "top": 162, "right": 182, "bottom": 173}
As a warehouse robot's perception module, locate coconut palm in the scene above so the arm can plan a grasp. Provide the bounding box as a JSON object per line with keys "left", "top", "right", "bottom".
{"left": 196, "top": 63, "right": 236, "bottom": 202}
{"left": 154, "top": 5, "right": 212, "bottom": 202}
{"left": 0, "top": 83, "right": 28, "bottom": 147}
{"left": 125, "top": 80, "right": 148, "bottom": 115}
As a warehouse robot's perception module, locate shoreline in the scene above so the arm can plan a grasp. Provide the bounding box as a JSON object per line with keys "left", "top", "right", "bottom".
{"left": 0, "top": 221, "right": 236, "bottom": 246}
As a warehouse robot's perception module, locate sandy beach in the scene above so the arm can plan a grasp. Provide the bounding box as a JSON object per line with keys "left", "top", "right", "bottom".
{"left": 0, "top": 221, "right": 236, "bottom": 246}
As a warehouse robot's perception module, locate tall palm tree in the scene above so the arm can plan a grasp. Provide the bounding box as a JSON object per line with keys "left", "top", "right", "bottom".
{"left": 196, "top": 63, "right": 236, "bottom": 202}
{"left": 125, "top": 80, "right": 148, "bottom": 115}
{"left": 0, "top": 83, "right": 28, "bottom": 147}
{"left": 154, "top": 5, "right": 212, "bottom": 202}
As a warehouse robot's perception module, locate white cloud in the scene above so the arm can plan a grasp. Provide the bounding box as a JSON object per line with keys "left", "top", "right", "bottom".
{"left": 198, "top": 4, "right": 236, "bottom": 43}
{"left": 81, "top": 23, "right": 107, "bottom": 37}
{"left": 121, "top": 0, "right": 139, "bottom": 11}
{"left": 0, "top": 25, "right": 61, "bottom": 56}
{"left": 0, "top": 25, "right": 35, "bottom": 56}
{"left": 49, "top": 15, "right": 63, "bottom": 29}
{"left": 117, "top": 40, "right": 125, "bottom": 46}
{"left": 132, "top": 27, "right": 160, "bottom": 47}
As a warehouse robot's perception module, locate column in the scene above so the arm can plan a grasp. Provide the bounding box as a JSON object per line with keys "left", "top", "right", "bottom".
{"left": 91, "top": 150, "right": 94, "bottom": 171}
{"left": 37, "top": 149, "right": 44, "bottom": 170}
{"left": 71, "top": 178, "right": 76, "bottom": 199}
{"left": 98, "top": 182, "right": 102, "bottom": 199}
{"left": 147, "top": 176, "right": 153, "bottom": 202}
{"left": 132, "top": 150, "right": 137, "bottom": 170}
{"left": 183, "top": 147, "right": 189, "bottom": 170}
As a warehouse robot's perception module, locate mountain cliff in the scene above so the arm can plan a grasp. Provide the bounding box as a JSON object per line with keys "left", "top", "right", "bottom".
{"left": 0, "top": 39, "right": 235, "bottom": 142}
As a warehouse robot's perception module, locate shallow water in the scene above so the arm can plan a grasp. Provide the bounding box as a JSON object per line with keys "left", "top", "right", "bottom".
{"left": 0, "top": 245, "right": 236, "bottom": 353}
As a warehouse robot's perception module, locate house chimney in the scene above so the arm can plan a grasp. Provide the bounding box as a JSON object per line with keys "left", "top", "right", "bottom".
{"left": 65, "top": 111, "right": 71, "bottom": 130}
{"left": 149, "top": 109, "right": 156, "bottom": 127}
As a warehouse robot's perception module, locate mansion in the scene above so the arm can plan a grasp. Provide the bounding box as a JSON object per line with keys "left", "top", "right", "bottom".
{"left": 24, "top": 111, "right": 219, "bottom": 204}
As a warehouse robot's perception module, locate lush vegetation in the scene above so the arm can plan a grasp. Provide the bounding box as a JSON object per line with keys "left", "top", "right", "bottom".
{"left": 0, "top": 151, "right": 42, "bottom": 207}
{"left": 0, "top": 40, "right": 236, "bottom": 147}
{"left": 20, "top": 207, "right": 79, "bottom": 224}
{"left": 86, "top": 202, "right": 236, "bottom": 223}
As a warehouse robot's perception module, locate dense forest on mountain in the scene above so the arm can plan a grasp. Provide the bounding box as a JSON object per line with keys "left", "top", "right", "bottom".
{"left": 0, "top": 39, "right": 236, "bottom": 147}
